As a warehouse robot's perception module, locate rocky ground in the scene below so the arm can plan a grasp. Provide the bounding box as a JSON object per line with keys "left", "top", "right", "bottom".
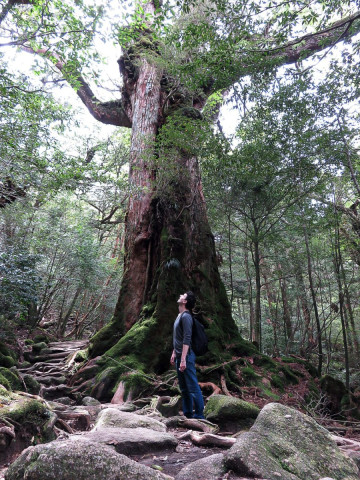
{"left": 1, "top": 339, "right": 360, "bottom": 480}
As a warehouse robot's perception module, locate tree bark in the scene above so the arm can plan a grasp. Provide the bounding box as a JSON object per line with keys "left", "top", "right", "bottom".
{"left": 86, "top": 4, "right": 256, "bottom": 393}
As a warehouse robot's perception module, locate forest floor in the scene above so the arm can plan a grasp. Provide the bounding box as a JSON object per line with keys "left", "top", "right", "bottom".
{"left": 2, "top": 335, "right": 360, "bottom": 480}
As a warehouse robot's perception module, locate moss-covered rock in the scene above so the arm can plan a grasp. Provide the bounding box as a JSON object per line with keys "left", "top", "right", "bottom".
{"left": 0, "top": 397, "right": 56, "bottom": 456}
{"left": 93, "top": 408, "right": 166, "bottom": 432}
{"left": 33, "top": 334, "right": 49, "bottom": 344}
{"left": 0, "top": 385, "right": 11, "bottom": 399}
{"left": 0, "top": 341, "right": 17, "bottom": 360}
{"left": 204, "top": 395, "right": 259, "bottom": 432}
{"left": 32, "top": 342, "right": 48, "bottom": 354}
{"left": 5, "top": 437, "right": 173, "bottom": 480}
{"left": 225, "top": 403, "right": 359, "bottom": 480}
{"left": 23, "top": 375, "right": 41, "bottom": 395}
{"left": 320, "top": 375, "right": 347, "bottom": 415}
{"left": 74, "top": 350, "right": 88, "bottom": 363}
{"left": 0, "top": 353, "right": 16, "bottom": 368}
{"left": 0, "top": 368, "right": 22, "bottom": 391}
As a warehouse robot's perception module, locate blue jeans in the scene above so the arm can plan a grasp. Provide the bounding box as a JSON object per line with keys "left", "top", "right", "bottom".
{"left": 176, "top": 349, "right": 205, "bottom": 419}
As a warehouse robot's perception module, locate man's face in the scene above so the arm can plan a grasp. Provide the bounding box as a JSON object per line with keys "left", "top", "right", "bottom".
{"left": 177, "top": 293, "right": 187, "bottom": 306}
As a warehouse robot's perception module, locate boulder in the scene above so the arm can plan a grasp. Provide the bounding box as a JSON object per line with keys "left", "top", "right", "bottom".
{"left": 93, "top": 408, "right": 166, "bottom": 432}
{"left": 5, "top": 437, "right": 173, "bottom": 480}
{"left": 225, "top": 402, "right": 359, "bottom": 480}
{"left": 82, "top": 396, "right": 101, "bottom": 406}
{"left": 84, "top": 427, "right": 178, "bottom": 455}
{"left": 175, "top": 453, "right": 226, "bottom": 480}
{"left": 204, "top": 394, "right": 259, "bottom": 432}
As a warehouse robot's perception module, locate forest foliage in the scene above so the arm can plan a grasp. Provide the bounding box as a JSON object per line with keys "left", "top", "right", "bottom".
{"left": 1, "top": 0, "right": 360, "bottom": 387}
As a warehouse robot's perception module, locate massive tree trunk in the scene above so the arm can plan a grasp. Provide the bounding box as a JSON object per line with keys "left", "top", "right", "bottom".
{"left": 83, "top": 5, "right": 256, "bottom": 400}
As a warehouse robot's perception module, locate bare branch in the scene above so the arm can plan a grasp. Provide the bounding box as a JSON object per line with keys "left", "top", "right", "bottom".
{"left": 21, "top": 46, "right": 132, "bottom": 128}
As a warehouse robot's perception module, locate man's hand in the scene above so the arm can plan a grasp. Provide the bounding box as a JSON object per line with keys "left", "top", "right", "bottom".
{"left": 179, "top": 359, "right": 186, "bottom": 371}
{"left": 170, "top": 350, "right": 176, "bottom": 365}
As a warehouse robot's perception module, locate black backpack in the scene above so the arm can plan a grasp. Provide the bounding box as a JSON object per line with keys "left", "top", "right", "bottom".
{"left": 181, "top": 312, "right": 208, "bottom": 356}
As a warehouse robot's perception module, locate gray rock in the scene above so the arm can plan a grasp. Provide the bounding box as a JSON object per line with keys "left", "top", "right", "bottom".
{"left": 55, "top": 397, "right": 76, "bottom": 406}
{"left": 175, "top": 453, "right": 225, "bottom": 480}
{"left": 348, "top": 451, "right": 360, "bottom": 469}
{"left": 84, "top": 427, "right": 178, "bottom": 455}
{"left": 225, "top": 403, "right": 359, "bottom": 480}
{"left": 93, "top": 407, "right": 166, "bottom": 432}
{"left": 5, "top": 437, "right": 173, "bottom": 480}
{"left": 82, "top": 396, "right": 101, "bottom": 406}
{"left": 204, "top": 394, "right": 259, "bottom": 432}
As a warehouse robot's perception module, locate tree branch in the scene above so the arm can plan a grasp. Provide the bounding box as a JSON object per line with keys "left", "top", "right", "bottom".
{"left": 268, "top": 12, "right": 360, "bottom": 66}
{"left": 21, "top": 46, "right": 132, "bottom": 128}
{"left": 0, "top": 0, "right": 33, "bottom": 25}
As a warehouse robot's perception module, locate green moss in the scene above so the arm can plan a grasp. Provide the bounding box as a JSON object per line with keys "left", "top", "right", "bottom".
{"left": 19, "top": 361, "right": 31, "bottom": 368}
{"left": 0, "top": 353, "right": 15, "bottom": 368}
{"left": 0, "top": 374, "right": 11, "bottom": 390}
{"left": 0, "top": 341, "right": 17, "bottom": 360}
{"left": 0, "top": 368, "right": 22, "bottom": 390}
{"left": 0, "top": 399, "right": 48, "bottom": 426}
{"left": 204, "top": 394, "right": 259, "bottom": 419}
{"left": 89, "top": 319, "right": 123, "bottom": 357}
{"left": 24, "top": 339, "right": 34, "bottom": 345}
{"left": 32, "top": 342, "right": 48, "bottom": 354}
{"left": 279, "top": 366, "right": 299, "bottom": 384}
{"left": 74, "top": 350, "right": 88, "bottom": 363}
{"left": 33, "top": 335, "right": 49, "bottom": 344}
{"left": 242, "top": 366, "right": 259, "bottom": 381}
{"left": 0, "top": 386, "right": 10, "bottom": 398}
{"left": 119, "top": 372, "right": 154, "bottom": 400}
{"left": 270, "top": 374, "right": 285, "bottom": 390}
{"left": 23, "top": 375, "right": 41, "bottom": 395}
{"left": 261, "top": 388, "right": 280, "bottom": 400}
{"left": 281, "top": 356, "right": 318, "bottom": 377}
{"left": 253, "top": 355, "right": 277, "bottom": 370}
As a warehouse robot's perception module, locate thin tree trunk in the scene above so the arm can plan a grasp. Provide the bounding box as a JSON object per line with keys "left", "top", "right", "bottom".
{"left": 303, "top": 226, "right": 323, "bottom": 376}
{"left": 278, "top": 263, "right": 293, "bottom": 354}
{"left": 292, "top": 252, "right": 313, "bottom": 357}
{"left": 244, "top": 245, "right": 255, "bottom": 342}
{"left": 334, "top": 221, "right": 350, "bottom": 390}
{"left": 261, "top": 256, "right": 279, "bottom": 356}
{"left": 339, "top": 253, "right": 359, "bottom": 362}
{"left": 252, "top": 229, "right": 262, "bottom": 351}
{"left": 227, "top": 214, "right": 234, "bottom": 305}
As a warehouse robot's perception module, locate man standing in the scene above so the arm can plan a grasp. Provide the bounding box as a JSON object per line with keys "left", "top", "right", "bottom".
{"left": 170, "top": 291, "right": 205, "bottom": 419}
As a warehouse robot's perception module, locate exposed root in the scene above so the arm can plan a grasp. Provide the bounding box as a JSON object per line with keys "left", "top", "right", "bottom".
{"left": 198, "top": 382, "right": 222, "bottom": 396}
{"left": 332, "top": 434, "right": 360, "bottom": 451}
{"left": 220, "top": 375, "right": 232, "bottom": 397}
{"left": 178, "top": 418, "right": 219, "bottom": 433}
{"left": 55, "top": 418, "right": 75, "bottom": 434}
{"left": 178, "top": 430, "right": 236, "bottom": 448}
